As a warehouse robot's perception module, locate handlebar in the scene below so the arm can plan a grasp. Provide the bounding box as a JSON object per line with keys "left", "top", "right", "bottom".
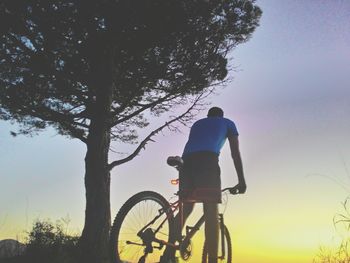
{"left": 222, "top": 184, "right": 246, "bottom": 195}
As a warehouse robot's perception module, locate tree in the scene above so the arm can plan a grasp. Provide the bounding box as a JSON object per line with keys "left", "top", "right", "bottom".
{"left": 0, "top": 0, "right": 262, "bottom": 262}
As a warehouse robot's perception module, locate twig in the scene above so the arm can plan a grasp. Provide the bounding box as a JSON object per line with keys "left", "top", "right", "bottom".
{"left": 108, "top": 93, "right": 204, "bottom": 171}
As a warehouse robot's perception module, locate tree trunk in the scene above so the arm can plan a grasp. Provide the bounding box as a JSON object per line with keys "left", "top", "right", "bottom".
{"left": 78, "top": 41, "right": 114, "bottom": 263}
{"left": 79, "top": 126, "right": 111, "bottom": 263}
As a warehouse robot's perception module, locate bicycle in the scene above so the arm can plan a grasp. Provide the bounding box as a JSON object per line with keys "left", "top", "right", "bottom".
{"left": 110, "top": 156, "right": 241, "bottom": 263}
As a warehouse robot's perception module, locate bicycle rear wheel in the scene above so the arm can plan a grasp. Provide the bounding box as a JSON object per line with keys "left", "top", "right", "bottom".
{"left": 110, "top": 191, "right": 175, "bottom": 263}
{"left": 202, "top": 224, "right": 232, "bottom": 263}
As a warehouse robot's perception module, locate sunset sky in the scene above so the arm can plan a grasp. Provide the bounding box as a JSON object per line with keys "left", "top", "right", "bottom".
{"left": 1, "top": 1, "right": 350, "bottom": 262}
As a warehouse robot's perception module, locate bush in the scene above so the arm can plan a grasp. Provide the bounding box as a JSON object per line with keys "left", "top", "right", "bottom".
{"left": 0, "top": 219, "right": 79, "bottom": 263}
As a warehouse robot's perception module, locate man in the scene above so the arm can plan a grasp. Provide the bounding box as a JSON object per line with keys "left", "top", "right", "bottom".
{"left": 161, "top": 107, "right": 246, "bottom": 263}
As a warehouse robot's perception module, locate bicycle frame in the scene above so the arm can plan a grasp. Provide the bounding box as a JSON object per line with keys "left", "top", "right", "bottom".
{"left": 138, "top": 194, "right": 227, "bottom": 260}
{"left": 176, "top": 200, "right": 228, "bottom": 260}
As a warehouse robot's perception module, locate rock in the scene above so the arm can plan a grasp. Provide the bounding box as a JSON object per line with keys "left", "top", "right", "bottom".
{"left": 0, "top": 239, "right": 26, "bottom": 258}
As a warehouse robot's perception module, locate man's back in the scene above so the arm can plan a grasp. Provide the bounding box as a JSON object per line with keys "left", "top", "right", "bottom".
{"left": 183, "top": 117, "right": 238, "bottom": 156}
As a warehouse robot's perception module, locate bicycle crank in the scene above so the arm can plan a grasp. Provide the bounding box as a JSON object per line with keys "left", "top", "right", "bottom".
{"left": 138, "top": 228, "right": 155, "bottom": 253}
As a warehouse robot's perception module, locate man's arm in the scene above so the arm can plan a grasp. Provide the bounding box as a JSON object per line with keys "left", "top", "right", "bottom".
{"left": 227, "top": 133, "right": 246, "bottom": 193}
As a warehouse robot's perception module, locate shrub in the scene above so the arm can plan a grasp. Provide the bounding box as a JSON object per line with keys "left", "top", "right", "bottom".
{"left": 21, "top": 219, "right": 78, "bottom": 263}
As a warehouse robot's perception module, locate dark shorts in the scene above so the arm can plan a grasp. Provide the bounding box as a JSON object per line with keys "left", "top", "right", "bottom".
{"left": 179, "top": 151, "right": 221, "bottom": 203}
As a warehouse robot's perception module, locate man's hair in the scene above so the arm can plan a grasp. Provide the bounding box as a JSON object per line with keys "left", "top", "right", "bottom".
{"left": 207, "top": 107, "right": 224, "bottom": 117}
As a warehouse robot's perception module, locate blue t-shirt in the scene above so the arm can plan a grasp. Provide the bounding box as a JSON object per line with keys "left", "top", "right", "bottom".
{"left": 182, "top": 117, "right": 239, "bottom": 157}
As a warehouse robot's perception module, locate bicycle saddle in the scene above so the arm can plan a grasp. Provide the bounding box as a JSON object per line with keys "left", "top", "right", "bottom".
{"left": 167, "top": 156, "right": 183, "bottom": 167}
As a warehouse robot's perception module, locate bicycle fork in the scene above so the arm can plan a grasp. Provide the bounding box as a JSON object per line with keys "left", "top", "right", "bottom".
{"left": 219, "top": 213, "right": 226, "bottom": 260}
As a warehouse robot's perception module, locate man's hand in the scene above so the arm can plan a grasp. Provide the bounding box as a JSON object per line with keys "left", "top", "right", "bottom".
{"left": 227, "top": 134, "right": 246, "bottom": 193}
{"left": 229, "top": 182, "right": 247, "bottom": 195}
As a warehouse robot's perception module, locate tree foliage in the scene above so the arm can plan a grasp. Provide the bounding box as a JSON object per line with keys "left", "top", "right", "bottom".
{"left": 0, "top": 0, "right": 262, "bottom": 145}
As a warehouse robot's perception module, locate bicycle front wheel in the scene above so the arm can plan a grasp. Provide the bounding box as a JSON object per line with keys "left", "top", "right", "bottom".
{"left": 110, "top": 191, "right": 175, "bottom": 263}
{"left": 202, "top": 224, "right": 232, "bottom": 263}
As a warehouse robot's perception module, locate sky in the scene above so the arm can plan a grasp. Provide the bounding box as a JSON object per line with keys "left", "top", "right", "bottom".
{"left": 1, "top": 0, "right": 350, "bottom": 262}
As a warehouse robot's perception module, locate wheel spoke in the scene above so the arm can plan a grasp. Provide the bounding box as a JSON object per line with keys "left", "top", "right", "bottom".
{"left": 111, "top": 191, "right": 175, "bottom": 263}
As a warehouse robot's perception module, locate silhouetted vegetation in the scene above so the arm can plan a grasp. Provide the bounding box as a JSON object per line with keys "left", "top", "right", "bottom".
{"left": 314, "top": 240, "right": 350, "bottom": 263}
{"left": 25, "top": 220, "right": 78, "bottom": 263}
{"left": 0, "top": 219, "right": 78, "bottom": 263}
{"left": 314, "top": 198, "right": 350, "bottom": 263}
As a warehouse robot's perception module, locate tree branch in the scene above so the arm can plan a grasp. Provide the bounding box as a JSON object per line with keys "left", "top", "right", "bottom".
{"left": 108, "top": 93, "right": 205, "bottom": 171}
{"left": 111, "top": 92, "right": 179, "bottom": 127}
{"left": 30, "top": 107, "right": 88, "bottom": 143}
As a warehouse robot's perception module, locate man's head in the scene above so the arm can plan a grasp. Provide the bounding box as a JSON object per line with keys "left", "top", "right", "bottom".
{"left": 207, "top": 107, "right": 224, "bottom": 117}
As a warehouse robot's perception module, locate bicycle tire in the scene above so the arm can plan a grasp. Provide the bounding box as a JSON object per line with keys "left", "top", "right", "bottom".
{"left": 110, "top": 191, "right": 175, "bottom": 263}
{"left": 201, "top": 224, "right": 232, "bottom": 263}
